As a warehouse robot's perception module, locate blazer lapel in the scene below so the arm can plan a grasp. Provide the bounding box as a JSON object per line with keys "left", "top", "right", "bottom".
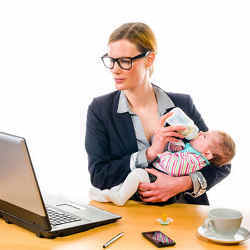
{"left": 112, "top": 92, "right": 138, "bottom": 154}
{"left": 114, "top": 113, "right": 138, "bottom": 153}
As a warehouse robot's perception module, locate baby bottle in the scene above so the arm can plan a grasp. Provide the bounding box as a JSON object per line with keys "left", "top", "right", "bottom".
{"left": 164, "top": 107, "right": 199, "bottom": 140}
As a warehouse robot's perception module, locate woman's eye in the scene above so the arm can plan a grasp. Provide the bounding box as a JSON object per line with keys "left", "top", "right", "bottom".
{"left": 120, "top": 59, "right": 130, "bottom": 65}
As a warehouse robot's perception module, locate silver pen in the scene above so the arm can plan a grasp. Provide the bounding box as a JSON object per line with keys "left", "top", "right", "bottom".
{"left": 103, "top": 232, "right": 124, "bottom": 248}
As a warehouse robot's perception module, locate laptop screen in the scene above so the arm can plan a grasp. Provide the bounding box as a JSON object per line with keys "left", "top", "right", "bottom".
{"left": 0, "top": 132, "right": 46, "bottom": 216}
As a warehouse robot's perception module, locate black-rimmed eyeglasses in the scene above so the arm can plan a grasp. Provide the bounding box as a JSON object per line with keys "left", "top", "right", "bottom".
{"left": 101, "top": 51, "right": 150, "bottom": 70}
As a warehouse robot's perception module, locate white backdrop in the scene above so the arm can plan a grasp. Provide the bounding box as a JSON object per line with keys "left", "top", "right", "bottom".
{"left": 0, "top": 0, "right": 249, "bottom": 208}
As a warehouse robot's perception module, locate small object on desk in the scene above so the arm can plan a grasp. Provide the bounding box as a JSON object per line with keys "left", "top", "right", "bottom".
{"left": 157, "top": 213, "right": 173, "bottom": 225}
{"left": 103, "top": 232, "right": 124, "bottom": 248}
{"left": 142, "top": 231, "right": 176, "bottom": 247}
{"left": 157, "top": 218, "right": 173, "bottom": 225}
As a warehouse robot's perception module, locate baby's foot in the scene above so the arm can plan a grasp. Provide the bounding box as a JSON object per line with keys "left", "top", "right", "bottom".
{"left": 88, "top": 187, "right": 109, "bottom": 202}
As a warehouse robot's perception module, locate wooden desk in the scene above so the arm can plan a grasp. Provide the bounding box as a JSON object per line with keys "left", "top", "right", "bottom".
{"left": 0, "top": 201, "right": 249, "bottom": 249}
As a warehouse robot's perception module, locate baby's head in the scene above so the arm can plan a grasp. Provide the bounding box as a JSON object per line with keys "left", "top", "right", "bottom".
{"left": 190, "top": 130, "right": 236, "bottom": 167}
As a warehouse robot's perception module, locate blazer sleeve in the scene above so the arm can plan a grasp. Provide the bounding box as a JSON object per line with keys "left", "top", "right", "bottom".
{"left": 184, "top": 95, "right": 231, "bottom": 191}
{"left": 85, "top": 100, "right": 132, "bottom": 190}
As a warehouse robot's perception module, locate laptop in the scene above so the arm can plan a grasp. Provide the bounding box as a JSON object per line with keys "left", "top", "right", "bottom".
{"left": 0, "top": 132, "right": 121, "bottom": 238}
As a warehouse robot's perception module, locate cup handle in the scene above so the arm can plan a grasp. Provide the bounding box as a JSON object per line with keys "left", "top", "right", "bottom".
{"left": 246, "top": 232, "right": 250, "bottom": 240}
{"left": 204, "top": 218, "right": 216, "bottom": 234}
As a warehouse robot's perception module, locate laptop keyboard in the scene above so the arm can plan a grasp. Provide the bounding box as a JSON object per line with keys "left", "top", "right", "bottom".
{"left": 46, "top": 207, "right": 81, "bottom": 226}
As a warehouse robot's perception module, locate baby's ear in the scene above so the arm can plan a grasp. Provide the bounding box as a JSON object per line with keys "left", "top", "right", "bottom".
{"left": 204, "top": 150, "right": 213, "bottom": 160}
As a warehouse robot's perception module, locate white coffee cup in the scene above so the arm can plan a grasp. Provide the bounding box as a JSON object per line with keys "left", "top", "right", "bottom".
{"left": 204, "top": 208, "right": 242, "bottom": 237}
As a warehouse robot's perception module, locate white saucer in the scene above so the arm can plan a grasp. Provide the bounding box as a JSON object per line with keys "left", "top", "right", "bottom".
{"left": 198, "top": 225, "right": 250, "bottom": 244}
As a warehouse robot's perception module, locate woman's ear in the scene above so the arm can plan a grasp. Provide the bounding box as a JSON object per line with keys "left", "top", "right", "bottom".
{"left": 145, "top": 52, "right": 155, "bottom": 68}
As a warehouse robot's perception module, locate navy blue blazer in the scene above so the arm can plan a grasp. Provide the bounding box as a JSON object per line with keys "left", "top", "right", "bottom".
{"left": 85, "top": 86, "right": 231, "bottom": 205}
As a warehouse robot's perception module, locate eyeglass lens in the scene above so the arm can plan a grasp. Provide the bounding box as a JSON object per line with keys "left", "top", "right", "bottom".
{"left": 102, "top": 57, "right": 132, "bottom": 70}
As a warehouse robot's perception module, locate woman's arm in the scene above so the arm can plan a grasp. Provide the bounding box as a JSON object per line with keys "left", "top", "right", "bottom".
{"left": 139, "top": 94, "right": 231, "bottom": 203}
{"left": 137, "top": 113, "right": 191, "bottom": 202}
{"left": 85, "top": 102, "right": 132, "bottom": 190}
{"left": 145, "top": 112, "right": 186, "bottom": 161}
{"left": 139, "top": 169, "right": 192, "bottom": 202}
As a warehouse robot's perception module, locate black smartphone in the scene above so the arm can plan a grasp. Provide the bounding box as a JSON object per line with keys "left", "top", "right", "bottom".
{"left": 142, "top": 231, "right": 176, "bottom": 247}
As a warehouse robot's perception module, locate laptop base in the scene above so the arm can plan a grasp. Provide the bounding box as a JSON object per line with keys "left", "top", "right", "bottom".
{"left": 1, "top": 210, "right": 119, "bottom": 238}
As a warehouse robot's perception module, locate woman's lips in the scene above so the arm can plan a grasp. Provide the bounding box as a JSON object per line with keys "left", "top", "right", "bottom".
{"left": 114, "top": 78, "right": 126, "bottom": 84}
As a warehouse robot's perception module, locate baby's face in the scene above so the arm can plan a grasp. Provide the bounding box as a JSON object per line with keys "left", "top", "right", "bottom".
{"left": 190, "top": 131, "right": 219, "bottom": 154}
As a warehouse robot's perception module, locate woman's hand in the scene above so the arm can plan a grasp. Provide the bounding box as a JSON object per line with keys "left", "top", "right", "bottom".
{"left": 146, "top": 112, "right": 185, "bottom": 161}
{"left": 138, "top": 168, "right": 193, "bottom": 202}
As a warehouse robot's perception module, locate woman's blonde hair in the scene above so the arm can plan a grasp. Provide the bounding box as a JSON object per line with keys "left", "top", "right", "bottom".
{"left": 108, "top": 22, "right": 157, "bottom": 76}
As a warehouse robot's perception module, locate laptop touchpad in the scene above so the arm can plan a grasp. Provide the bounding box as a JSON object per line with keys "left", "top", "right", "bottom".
{"left": 56, "top": 204, "right": 82, "bottom": 212}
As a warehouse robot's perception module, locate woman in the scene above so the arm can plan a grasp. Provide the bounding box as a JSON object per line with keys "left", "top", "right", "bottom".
{"left": 85, "top": 22, "right": 231, "bottom": 205}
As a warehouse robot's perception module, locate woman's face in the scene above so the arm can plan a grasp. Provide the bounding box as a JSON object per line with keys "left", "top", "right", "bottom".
{"left": 107, "top": 39, "right": 149, "bottom": 91}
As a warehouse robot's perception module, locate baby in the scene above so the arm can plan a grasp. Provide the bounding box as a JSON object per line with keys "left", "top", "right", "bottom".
{"left": 89, "top": 127, "right": 235, "bottom": 207}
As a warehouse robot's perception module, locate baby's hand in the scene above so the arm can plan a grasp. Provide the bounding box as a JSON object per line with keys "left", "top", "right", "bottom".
{"left": 168, "top": 141, "right": 185, "bottom": 152}
{"left": 175, "top": 145, "right": 183, "bottom": 151}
